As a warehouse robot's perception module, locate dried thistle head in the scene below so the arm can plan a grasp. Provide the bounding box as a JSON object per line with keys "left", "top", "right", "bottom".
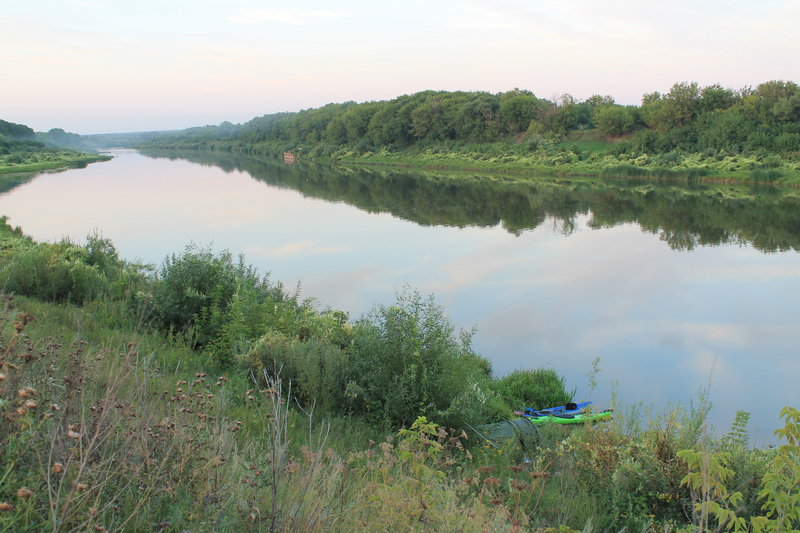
{"left": 483, "top": 476, "right": 500, "bottom": 487}
{"left": 17, "top": 387, "right": 36, "bottom": 399}
{"left": 0, "top": 502, "right": 15, "bottom": 512}
{"left": 51, "top": 462, "right": 65, "bottom": 474}
{"left": 510, "top": 479, "right": 531, "bottom": 492}
{"left": 16, "top": 487, "right": 33, "bottom": 499}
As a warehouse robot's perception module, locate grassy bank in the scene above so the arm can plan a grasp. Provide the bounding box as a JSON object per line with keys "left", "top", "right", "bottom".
{"left": 0, "top": 150, "right": 111, "bottom": 175}
{"left": 1, "top": 219, "right": 798, "bottom": 531}
{"left": 140, "top": 133, "right": 800, "bottom": 186}
{"left": 325, "top": 143, "right": 800, "bottom": 186}
{"left": 0, "top": 152, "right": 112, "bottom": 194}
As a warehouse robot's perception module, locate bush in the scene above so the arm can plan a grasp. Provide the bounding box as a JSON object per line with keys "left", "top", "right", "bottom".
{"left": 149, "top": 246, "right": 276, "bottom": 347}
{"left": 493, "top": 368, "right": 573, "bottom": 412}
{"left": 346, "top": 288, "right": 490, "bottom": 429}
{"left": 248, "top": 330, "right": 349, "bottom": 414}
{"left": 0, "top": 242, "right": 108, "bottom": 304}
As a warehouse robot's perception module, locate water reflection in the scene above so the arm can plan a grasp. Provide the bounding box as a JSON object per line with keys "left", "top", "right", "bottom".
{"left": 141, "top": 149, "right": 800, "bottom": 253}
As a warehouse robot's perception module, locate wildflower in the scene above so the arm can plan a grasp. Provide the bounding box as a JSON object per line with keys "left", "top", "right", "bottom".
{"left": 52, "top": 462, "right": 65, "bottom": 474}
{"left": 16, "top": 487, "right": 33, "bottom": 499}
{"left": 15, "top": 407, "right": 27, "bottom": 416}
{"left": 24, "top": 399, "right": 38, "bottom": 409}
{"left": 67, "top": 430, "right": 81, "bottom": 440}
{"left": 0, "top": 502, "right": 14, "bottom": 512}
{"left": 74, "top": 482, "right": 87, "bottom": 492}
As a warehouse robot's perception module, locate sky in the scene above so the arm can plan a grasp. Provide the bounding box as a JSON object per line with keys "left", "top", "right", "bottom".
{"left": 2, "top": 0, "right": 799, "bottom": 134}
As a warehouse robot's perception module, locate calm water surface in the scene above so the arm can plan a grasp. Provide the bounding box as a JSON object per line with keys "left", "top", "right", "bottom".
{"left": 1, "top": 149, "right": 798, "bottom": 444}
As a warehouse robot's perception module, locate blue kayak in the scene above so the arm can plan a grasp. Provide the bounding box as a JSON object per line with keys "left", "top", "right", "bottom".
{"left": 519, "top": 401, "right": 592, "bottom": 418}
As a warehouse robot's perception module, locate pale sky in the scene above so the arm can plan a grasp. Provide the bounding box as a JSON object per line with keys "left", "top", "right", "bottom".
{"left": 2, "top": 0, "right": 798, "bottom": 134}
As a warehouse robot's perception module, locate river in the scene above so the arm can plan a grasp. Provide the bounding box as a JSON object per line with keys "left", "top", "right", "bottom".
{"left": 1, "top": 148, "right": 798, "bottom": 444}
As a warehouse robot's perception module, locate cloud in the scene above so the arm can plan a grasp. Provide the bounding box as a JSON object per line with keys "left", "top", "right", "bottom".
{"left": 227, "top": 9, "right": 343, "bottom": 25}
{"left": 245, "top": 241, "right": 349, "bottom": 257}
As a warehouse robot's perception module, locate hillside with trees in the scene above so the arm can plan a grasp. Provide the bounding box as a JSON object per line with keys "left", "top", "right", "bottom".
{"left": 138, "top": 81, "right": 800, "bottom": 182}
{"left": 0, "top": 119, "right": 109, "bottom": 181}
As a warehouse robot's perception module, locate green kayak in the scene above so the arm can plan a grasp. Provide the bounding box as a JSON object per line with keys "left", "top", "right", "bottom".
{"left": 525, "top": 409, "right": 613, "bottom": 425}
{"left": 477, "top": 409, "right": 613, "bottom": 447}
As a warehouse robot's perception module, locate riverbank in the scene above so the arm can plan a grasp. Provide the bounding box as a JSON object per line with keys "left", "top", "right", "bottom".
{"left": 327, "top": 144, "right": 800, "bottom": 186}
{"left": 140, "top": 135, "right": 800, "bottom": 186}
{"left": 0, "top": 153, "right": 111, "bottom": 193}
{"left": 0, "top": 153, "right": 111, "bottom": 175}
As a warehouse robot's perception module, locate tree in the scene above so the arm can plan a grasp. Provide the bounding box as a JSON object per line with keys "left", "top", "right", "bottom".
{"left": 499, "top": 94, "right": 543, "bottom": 133}
{"left": 699, "top": 84, "right": 738, "bottom": 113}
{"left": 594, "top": 105, "right": 637, "bottom": 136}
{"left": 585, "top": 94, "right": 615, "bottom": 107}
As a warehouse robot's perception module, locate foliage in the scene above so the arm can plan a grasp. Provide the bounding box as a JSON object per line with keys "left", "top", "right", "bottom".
{"left": 594, "top": 105, "right": 638, "bottom": 136}
{"left": 147, "top": 245, "right": 290, "bottom": 351}
{"left": 492, "top": 369, "right": 574, "bottom": 412}
{"left": 345, "top": 288, "right": 492, "bottom": 429}
{"left": 138, "top": 79, "right": 800, "bottom": 169}
{"left": 247, "top": 330, "right": 349, "bottom": 414}
{"left": 751, "top": 406, "right": 800, "bottom": 532}
{"left": 0, "top": 222, "right": 138, "bottom": 305}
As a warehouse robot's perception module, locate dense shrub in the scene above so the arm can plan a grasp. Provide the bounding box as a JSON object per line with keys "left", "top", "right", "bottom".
{"left": 148, "top": 246, "right": 287, "bottom": 348}
{"left": 248, "top": 330, "right": 349, "bottom": 414}
{"left": 492, "top": 368, "right": 574, "bottom": 412}
{"left": 345, "top": 288, "right": 491, "bottom": 429}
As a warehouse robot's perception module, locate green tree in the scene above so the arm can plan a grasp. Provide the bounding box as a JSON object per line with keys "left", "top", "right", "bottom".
{"left": 499, "top": 94, "right": 543, "bottom": 134}
{"left": 594, "top": 105, "right": 637, "bottom": 136}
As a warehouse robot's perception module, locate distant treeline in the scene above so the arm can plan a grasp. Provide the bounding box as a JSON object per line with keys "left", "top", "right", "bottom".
{"left": 140, "top": 80, "right": 800, "bottom": 156}
{"left": 0, "top": 119, "right": 109, "bottom": 174}
{"left": 0, "top": 118, "right": 96, "bottom": 152}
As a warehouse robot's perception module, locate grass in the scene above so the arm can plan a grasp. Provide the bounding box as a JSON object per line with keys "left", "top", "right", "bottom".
{"left": 0, "top": 153, "right": 110, "bottom": 175}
